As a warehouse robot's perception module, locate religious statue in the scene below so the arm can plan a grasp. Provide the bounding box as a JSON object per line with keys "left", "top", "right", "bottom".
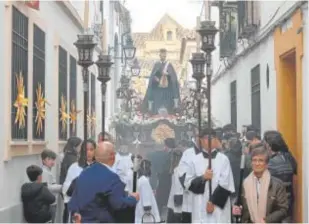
{"left": 142, "top": 49, "right": 180, "bottom": 115}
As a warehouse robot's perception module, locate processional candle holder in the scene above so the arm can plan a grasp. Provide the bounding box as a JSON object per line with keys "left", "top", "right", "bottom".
{"left": 95, "top": 54, "right": 113, "bottom": 141}
{"left": 74, "top": 33, "right": 97, "bottom": 141}
{"left": 196, "top": 20, "right": 218, "bottom": 197}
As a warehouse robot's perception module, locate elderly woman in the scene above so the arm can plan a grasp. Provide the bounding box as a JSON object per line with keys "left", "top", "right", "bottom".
{"left": 233, "top": 144, "right": 288, "bottom": 223}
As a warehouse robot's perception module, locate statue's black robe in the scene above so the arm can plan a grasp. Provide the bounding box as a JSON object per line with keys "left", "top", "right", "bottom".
{"left": 142, "top": 61, "right": 180, "bottom": 114}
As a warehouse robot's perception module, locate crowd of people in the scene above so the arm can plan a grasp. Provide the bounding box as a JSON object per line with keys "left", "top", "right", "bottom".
{"left": 20, "top": 124, "right": 297, "bottom": 223}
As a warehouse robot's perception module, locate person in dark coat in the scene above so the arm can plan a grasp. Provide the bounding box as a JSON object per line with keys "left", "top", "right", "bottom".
{"left": 21, "top": 165, "right": 56, "bottom": 223}
{"left": 68, "top": 141, "right": 139, "bottom": 223}
{"left": 59, "top": 137, "right": 82, "bottom": 184}
{"left": 263, "top": 130, "right": 296, "bottom": 222}
{"left": 155, "top": 138, "right": 175, "bottom": 219}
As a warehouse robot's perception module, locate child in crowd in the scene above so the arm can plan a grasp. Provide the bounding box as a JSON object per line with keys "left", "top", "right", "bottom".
{"left": 21, "top": 165, "right": 55, "bottom": 223}
{"left": 135, "top": 159, "right": 160, "bottom": 223}
{"left": 166, "top": 149, "right": 183, "bottom": 223}
{"left": 41, "top": 149, "right": 62, "bottom": 223}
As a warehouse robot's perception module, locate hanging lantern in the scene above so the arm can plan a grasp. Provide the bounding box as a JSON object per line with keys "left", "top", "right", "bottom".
{"left": 131, "top": 58, "right": 141, "bottom": 76}
{"left": 123, "top": 35, "right": 136, "bottom": 60}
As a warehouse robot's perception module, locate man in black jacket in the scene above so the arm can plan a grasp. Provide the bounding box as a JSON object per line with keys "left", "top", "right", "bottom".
{"left": 21, "top": 165, "right": 55, "bottom": 223}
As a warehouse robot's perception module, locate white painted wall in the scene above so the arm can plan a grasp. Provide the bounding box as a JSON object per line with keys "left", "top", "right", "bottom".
{"left": 0, "top": 1, "right": 103, "bottom": 221}
{"left": 211, "top": 1, "right": 304, "bottom": 131}
{"left": 212, "top": 35, "right": 276, "bottom": 132}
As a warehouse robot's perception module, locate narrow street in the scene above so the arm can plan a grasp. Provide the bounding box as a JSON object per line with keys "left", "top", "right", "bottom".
{"left": 0, "top": 0, "right": 308, "bottom": 223}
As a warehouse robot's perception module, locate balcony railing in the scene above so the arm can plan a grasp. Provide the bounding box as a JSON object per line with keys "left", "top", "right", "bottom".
{"left": 219, "top": 1, "right": 238, "bottom": 58}
{"left": 238, "top": 1, "right": 260, "bottom": 39}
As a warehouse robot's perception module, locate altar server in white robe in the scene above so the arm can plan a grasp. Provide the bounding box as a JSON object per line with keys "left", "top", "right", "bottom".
{"left": 113, "top": 144, "right": 133, "bottom": 185}
{"left": 186, "top": 128, "right": 235, "bottom": 223}
{"left": 135, "top": 160, "right": 160, "bottom": 223}
{"left": 167, "top": 149, "right": 184, "bottom": 223}
{"left": 178, "top": 134, "right": 201, "bottom": 223}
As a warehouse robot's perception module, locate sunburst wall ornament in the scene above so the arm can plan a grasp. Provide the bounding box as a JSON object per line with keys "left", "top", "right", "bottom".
{"left": 87, "top": 109, "right": 96, "bottom": 136}
{"left": 59, "top": 94, "right": 69, "bottom": 133}
{"left": 151, "top": 123, "right": 175, "bottom": 144}
{"left": 35, "top": 83, "right": 50, "bottom": 135}
{"left": 13, "top": 72, "right": 28, "bottom": 129}
{"left": 70, "top": 100, "right": 81, "bottom": 134}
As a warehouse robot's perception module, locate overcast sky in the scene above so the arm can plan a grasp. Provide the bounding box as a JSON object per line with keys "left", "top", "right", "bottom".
{"left": 70, "top": 0, "right": 204, "bottom": 32}
{"left": 125, "top": 0, "right": 203, "bottom": 32}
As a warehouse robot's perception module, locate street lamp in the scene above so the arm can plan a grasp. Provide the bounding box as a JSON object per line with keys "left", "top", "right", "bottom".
{"left": 96, "top": 54, "right": 114, "bottom": 140}
{"left": 131, "top": 58, "right": 141, "bottom": 77}
{"left": 190, "top": 52, "right": 206, "bottom": 151}
{"left": 123, "top": 35, "right": 136, "bottom": 60}
{"left": 74, "top": 34, "right": 97, "bottom": 141}
{"left": 196, "top": 20, "right": 218, "bottom": 197}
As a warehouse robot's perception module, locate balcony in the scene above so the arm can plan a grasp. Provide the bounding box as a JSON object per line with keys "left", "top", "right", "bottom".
{"left": 218, "top": 1, "right": 238, "bottom": 58}
{"left": 237, "top": 1, "right": 260, "bottom": 39}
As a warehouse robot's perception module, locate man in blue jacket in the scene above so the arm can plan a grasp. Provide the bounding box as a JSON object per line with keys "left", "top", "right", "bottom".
{"left": 68, "top": 141, "right": 139, "bottom": 223}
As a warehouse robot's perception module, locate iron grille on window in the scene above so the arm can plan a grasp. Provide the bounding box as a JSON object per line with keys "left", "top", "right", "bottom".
{"left": 11, "top": 7, "right": 28, "bottom": 140}
{"left": 58, "top": 47, "right": 68, "bottom": 140}
{"left": 90, "top": 73, "right": 96, "bottom": 137}
{"left": 33, "top": 24, "right": 45, "bottom": 140}
{"left": 251, "top": 64, "right": 261, "bottom": 134}
{"left": 69, "top": 56, "right": 77, "bottom": 137}
{"left": 230, "top": 80, "right": 237, "bottom": 130}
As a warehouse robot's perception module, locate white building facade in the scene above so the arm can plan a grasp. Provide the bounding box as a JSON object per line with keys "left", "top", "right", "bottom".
{"left": 210, "top": 1, "right": 308, "bottom": 222}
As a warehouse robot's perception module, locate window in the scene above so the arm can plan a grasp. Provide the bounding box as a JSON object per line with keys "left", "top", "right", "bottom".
{"left": 167, "top": 31, "right": 173, "bottom": 41}
{"left": 58, "top": 47, "right": 68, "bottom": 140}
{"left": 90, "top": 73, "right": 96, "bottom": 137}
{"left": 32, "top": 24, "right": 45, "bottom": 140}
{"left": 251, "top": 64, "right": 261, "bottom": 134}
{"left": 230, "top": 80, "right": 237, "bottom": 130}
{"left": 11, "top": 7, "right": 28, "bottom": 140}
{"left": 69, "top": 56, "right": 77, "bottom": 137}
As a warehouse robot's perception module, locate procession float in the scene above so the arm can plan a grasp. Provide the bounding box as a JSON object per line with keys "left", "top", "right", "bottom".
{"left": 110, "top": 56, "right": 217, "bottom": 156}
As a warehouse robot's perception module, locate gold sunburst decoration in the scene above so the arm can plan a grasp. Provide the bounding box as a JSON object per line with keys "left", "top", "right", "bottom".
{"left": 13, "top": 72, "right": 28, "bottom": 129}
{"left": 69, "top": 100, "right": 81, "bottom": 134}
{"left": 59, "top": 94, "right": 69, "bottom": 133}
{"left": 87, "top": 109, "right": 96, "bottom": 136}
{"left": 35, "top": 83, "right": 50, "bottom": 135}
{"left": 151, "top": 123, "right": 175, "bottom": 144}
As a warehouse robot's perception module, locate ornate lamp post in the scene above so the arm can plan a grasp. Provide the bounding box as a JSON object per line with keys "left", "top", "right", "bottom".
{"left": 96, "top": 54, "right": 114, "bottom": 141}
{"left": 116, "top": 34, "right": 138, "bottom": 117}
{"left": 74, "top": 34, "right": 97, "bottom": 141}
{"left": 196, "top": 20, "right": 218, "bottom": 197}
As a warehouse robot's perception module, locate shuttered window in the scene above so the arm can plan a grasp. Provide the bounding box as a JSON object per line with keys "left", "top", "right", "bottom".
{"left": 33, "top": 24, "right": 45, "bottom": 140}
{"left": 251, "top": 64, "right": 261, "bottom": 134}
{"left": 69, "top": 56, "right": 77, "bottom": 137}
{"left": 230, "top": 80, "right": 237, "bottom": 130}
{"left": 11, "top": 7, "right": 28, "bottom": 140}
{"left": 58, "top": 47, "right": 68, "bottom": 140}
